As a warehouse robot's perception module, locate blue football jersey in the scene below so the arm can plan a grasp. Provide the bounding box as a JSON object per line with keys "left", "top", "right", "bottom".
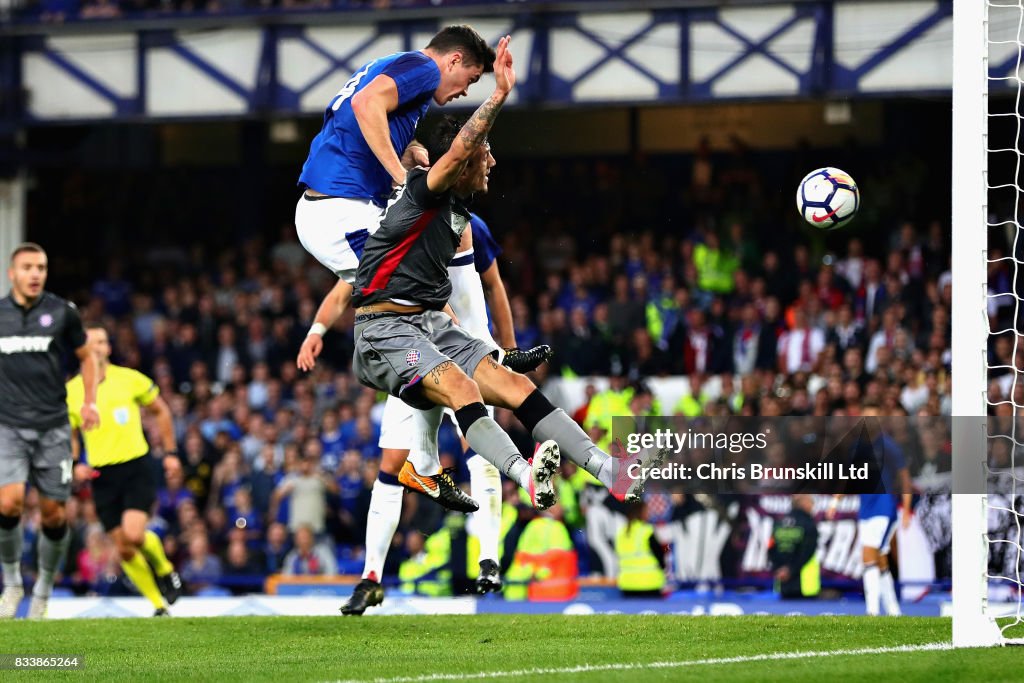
{"left": 298, "top": 52, "right": 440, "bottom": 206}
{"left": 470, "top": 214, "right": 502, "bottom": 274}
{"left": 858, "top": 493, "right": 897, "bottom": 520}
{"left": 857, "top": 433, "right": 905, "bottom": 520}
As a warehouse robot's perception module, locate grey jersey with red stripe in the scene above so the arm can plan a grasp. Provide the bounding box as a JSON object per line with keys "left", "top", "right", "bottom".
{"left": 353, "top": 168, "right": 471, "bottom": 310}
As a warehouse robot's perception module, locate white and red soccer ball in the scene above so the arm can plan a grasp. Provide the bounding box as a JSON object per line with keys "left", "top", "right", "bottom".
{"left": 796, "top": 167, "right": 860, "bottom": 230}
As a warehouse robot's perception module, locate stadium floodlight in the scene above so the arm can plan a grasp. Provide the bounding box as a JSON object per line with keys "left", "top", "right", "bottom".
{"left": 953, "top": 0, "right": 1024, "bottom": 648}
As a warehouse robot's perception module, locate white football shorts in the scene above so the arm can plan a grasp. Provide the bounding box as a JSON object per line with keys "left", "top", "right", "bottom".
{"left": 378, "top": 396, "right": 495, "bottom": 451}
{"left": 858, "top": 515, "right": 898, "bottom": 554}
{"left": 294, "top": 194, "right": 382, "bottom": 285}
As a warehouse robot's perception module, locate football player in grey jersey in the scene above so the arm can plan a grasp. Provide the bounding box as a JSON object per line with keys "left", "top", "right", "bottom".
{"left": 0, "top": 243, "right": 100, "bottom": 619}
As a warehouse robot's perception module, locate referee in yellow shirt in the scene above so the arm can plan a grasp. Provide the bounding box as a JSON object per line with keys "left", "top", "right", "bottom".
{"left": 67, "top": 323, "right": 183, "bottom": 616}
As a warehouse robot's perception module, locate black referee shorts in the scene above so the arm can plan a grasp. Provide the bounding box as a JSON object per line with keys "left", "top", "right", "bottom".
{"left": 91, "top": 456, "right": 157, "bottom": 532}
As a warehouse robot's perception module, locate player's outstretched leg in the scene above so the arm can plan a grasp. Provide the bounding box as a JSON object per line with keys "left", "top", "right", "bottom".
{"left": 512, "top": 389, "right": 666, "bottom": 502}
{"left": 453, "top": 402, "right": 559, "bottom": 510}
{"left": 0, "top": 505, "right": 24, "bottom": 619}
{"left": 411, "top": 359, "right": 558, "bottom": 510}
{"left": 399, "top": 409, "right": 477, "bottom": 512}
{"left": 472, "top": 358, "right": 665, "bottom": 503}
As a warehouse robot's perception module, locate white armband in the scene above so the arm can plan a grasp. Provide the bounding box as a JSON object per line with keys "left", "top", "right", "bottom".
{"left": 308, "top": 322, "right": 328, "bottom": 337}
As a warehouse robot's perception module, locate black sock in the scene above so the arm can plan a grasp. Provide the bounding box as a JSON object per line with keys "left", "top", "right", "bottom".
{"left": 513, "top": 389, "right": 557, "bottom": 433}
{"left": 42, "top": 523, "right": 68, "bottom": 541}
{"left": 0, "top": 513, "right": 19, "bottom": 531}
{"left": 455, "top": 402, "right": 489, "bottom": 435}
{"left": 378, "top": 471, "right": 400, "bottom": 486}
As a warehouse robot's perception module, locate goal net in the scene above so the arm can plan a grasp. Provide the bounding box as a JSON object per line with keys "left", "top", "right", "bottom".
{"left": 954, "top": 0, "right": 1024, "bottom": 647}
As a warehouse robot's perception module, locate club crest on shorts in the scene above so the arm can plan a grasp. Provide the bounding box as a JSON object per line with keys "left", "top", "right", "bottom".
{"left": 405, "top": 349, "right": 420, "bottom": 366}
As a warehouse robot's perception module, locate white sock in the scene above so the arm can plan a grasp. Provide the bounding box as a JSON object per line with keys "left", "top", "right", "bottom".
{"left": 361, "top": 479, "right": 404, "bottom": 583}
{"left": 863, "top": 564, "right": 881, "bottom": 616}
{"left": 468, "top": 454, "right": 502, "bottom": 564}
{"left": 515, "top": 462, "right": 532, "bottom": 491}
{"left": 408, "top": 448, "right": 440, "bottom": 475}
{"left": 407, "top": 407, "right": 444, "bottom": 474}
{"left": 880, "top": 570, "right": 902, "bottom": 616}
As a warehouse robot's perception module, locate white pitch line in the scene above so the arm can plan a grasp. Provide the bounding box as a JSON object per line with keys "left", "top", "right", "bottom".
{"left": 329, "top": 641, "right": 956, "bottom": 683}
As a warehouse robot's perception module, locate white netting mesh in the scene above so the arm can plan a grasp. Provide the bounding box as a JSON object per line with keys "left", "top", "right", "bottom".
{"left": 986, "top": 0, "right": 1024, "bottom": 641}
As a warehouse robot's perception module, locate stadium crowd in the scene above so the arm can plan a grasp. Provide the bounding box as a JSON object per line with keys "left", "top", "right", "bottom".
{"left": 12, "top": 138, "right": 957, "bottom": 597}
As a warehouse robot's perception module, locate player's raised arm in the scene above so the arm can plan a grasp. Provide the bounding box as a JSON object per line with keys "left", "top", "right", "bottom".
{"left": 350, "top": 75, "right": 407, "bottom": 187}
{"left": 426, "top": 36, "right": 515, "bottom": 194}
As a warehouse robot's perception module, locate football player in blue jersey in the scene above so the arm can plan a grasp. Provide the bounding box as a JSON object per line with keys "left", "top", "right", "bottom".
{"left": 828, "top": 405, "right": 913, "bottom": 616}
{"left": 297, "top": 39, "right": 551, "bottom": 609}
{"left": 295, "top": 25, "right": 495, "bottom": 315}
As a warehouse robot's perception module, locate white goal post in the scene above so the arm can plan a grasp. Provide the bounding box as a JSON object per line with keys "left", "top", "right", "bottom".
{"left": 952, "top": 0, "right": 1022, "bottom": 648}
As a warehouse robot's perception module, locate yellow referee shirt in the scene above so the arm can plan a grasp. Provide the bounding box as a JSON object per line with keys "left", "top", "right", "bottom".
{"left": 66, "top": 365, "right": 160, "bottom": 467}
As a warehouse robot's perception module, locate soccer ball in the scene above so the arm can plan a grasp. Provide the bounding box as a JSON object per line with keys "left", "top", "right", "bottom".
{"left": 796, "top": 167, "right": 859, "bottom": 230}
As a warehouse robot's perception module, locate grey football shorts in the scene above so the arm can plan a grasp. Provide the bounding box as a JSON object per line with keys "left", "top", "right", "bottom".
{"left": 353, "top": 310, "right": 500, "bottom": 410}
{"left": 0, "top": 423, "right": 74, "bottom": 501}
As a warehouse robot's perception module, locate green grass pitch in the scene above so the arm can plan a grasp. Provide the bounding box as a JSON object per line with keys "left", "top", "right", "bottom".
{"left": 0, "top": 615, "right": 1020, "bottom": 682}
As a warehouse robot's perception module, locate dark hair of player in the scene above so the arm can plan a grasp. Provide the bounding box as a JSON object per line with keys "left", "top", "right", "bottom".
{"left": 418, "top": 115, "right": 478, "bottom": 172}
{"left": 426, "top": 25, "right": 496, "bottom": 73}
{"left": 9, "top": 242, "right": 45, "bottom": 263}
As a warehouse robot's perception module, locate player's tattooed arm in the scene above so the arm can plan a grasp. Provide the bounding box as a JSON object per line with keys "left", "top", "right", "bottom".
{"left": 457, "top": 94, "right": 505, "bottom": 153}
{"left": 425, "top": 36, "right": 515, "bottom": 194}
{"left": 457, "top": 36, "right": 515, "bottom": 153}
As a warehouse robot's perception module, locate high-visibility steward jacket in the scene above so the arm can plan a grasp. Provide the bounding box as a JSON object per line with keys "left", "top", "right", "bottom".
{"left": 615, "top": 521, "right": 665, "bottom": 592}
{"left": 584, "top": 387, "right": 633, "bottom": 453}
{"left": 399, "top": 527, "right": 452, "bottom": 596}
{"left": 504, "top": 517, "right": 578, "bottom": 601}
{"left": 693, "top": 243, "right": 738, "bottom": 294}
